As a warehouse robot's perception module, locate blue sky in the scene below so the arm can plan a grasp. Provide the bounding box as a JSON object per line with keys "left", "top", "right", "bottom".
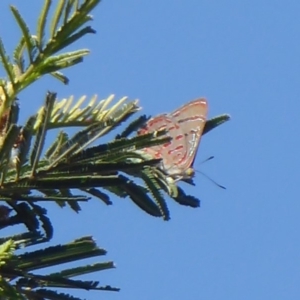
{"left": 1, "top": 0, "right": 300, "bottom": 299}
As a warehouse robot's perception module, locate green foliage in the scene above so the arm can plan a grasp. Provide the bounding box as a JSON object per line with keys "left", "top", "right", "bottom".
{"left": 0, "top": 236, "right": 119, "bottom": 299}
{"left": 0, "top": 0, "right": 100, "bottom": 116}
{"left": 0, "top": 0, "right": 230, "bottom": 299}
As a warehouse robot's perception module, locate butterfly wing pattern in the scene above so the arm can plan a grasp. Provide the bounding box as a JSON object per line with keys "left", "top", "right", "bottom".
{"left": 138, "top": 98, "right": 208, "bottom": 179}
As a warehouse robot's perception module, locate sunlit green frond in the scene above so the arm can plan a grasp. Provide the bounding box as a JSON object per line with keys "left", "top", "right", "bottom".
{"left": 0, "top": 38, "right": 15, "bottom": 84}
{"left": 45, "top": 130, "right": 69, "bottom": 161}
{"left": 52, "top": 27, "right": 96, "bottom": 54}
{"left": 0, "top": 240, "right": 15, "bottom": 265}
{"left": 44, "top": 50, "right": 89, "bottom": 67}
{"left": 30, "top": 92, "right": 56, "bottom": 175}
{"left": 10, "top": 6, "right": 36, "bottom": 63}
{"left": 50, "top": 70, "right": 69, "bottom": 84}
{"left": 13, "top": 37, "right": 26, "bottom": 74}
{"left": 36, "top": 0, "right": 51, "bottom": 48}
{"left": 44, "top": 0, "right": 100, "bottom": 55}
{"left": 50, "top": 0, "right": 66, "bottom": 38}
{"left": 41, "top": 56, "right": 85, "bottom": 75}
{"left": 0, "top": 0, "right": 102, "bottom": 109}
{"left": 46, "top": 94, "right": 139, "bottom": 129}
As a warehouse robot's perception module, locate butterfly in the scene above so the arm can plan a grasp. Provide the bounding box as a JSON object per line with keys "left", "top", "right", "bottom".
{"left": 138, "top": 98, "right": 208, "bottom": 179}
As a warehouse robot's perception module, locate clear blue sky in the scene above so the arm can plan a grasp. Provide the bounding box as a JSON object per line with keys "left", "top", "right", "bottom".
{"left": 1, "top": 1, "right": 300, "bottom": 299}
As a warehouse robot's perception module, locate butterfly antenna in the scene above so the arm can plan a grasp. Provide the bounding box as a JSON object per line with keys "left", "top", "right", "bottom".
{"left": 195, "top": 170, "right": 226, "bottom": 189}
{"left": 199, "top": 155, "right": 214, "bottom": 164}
{"left": 195, "top": 155, "right": 226, "bottom": 189}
